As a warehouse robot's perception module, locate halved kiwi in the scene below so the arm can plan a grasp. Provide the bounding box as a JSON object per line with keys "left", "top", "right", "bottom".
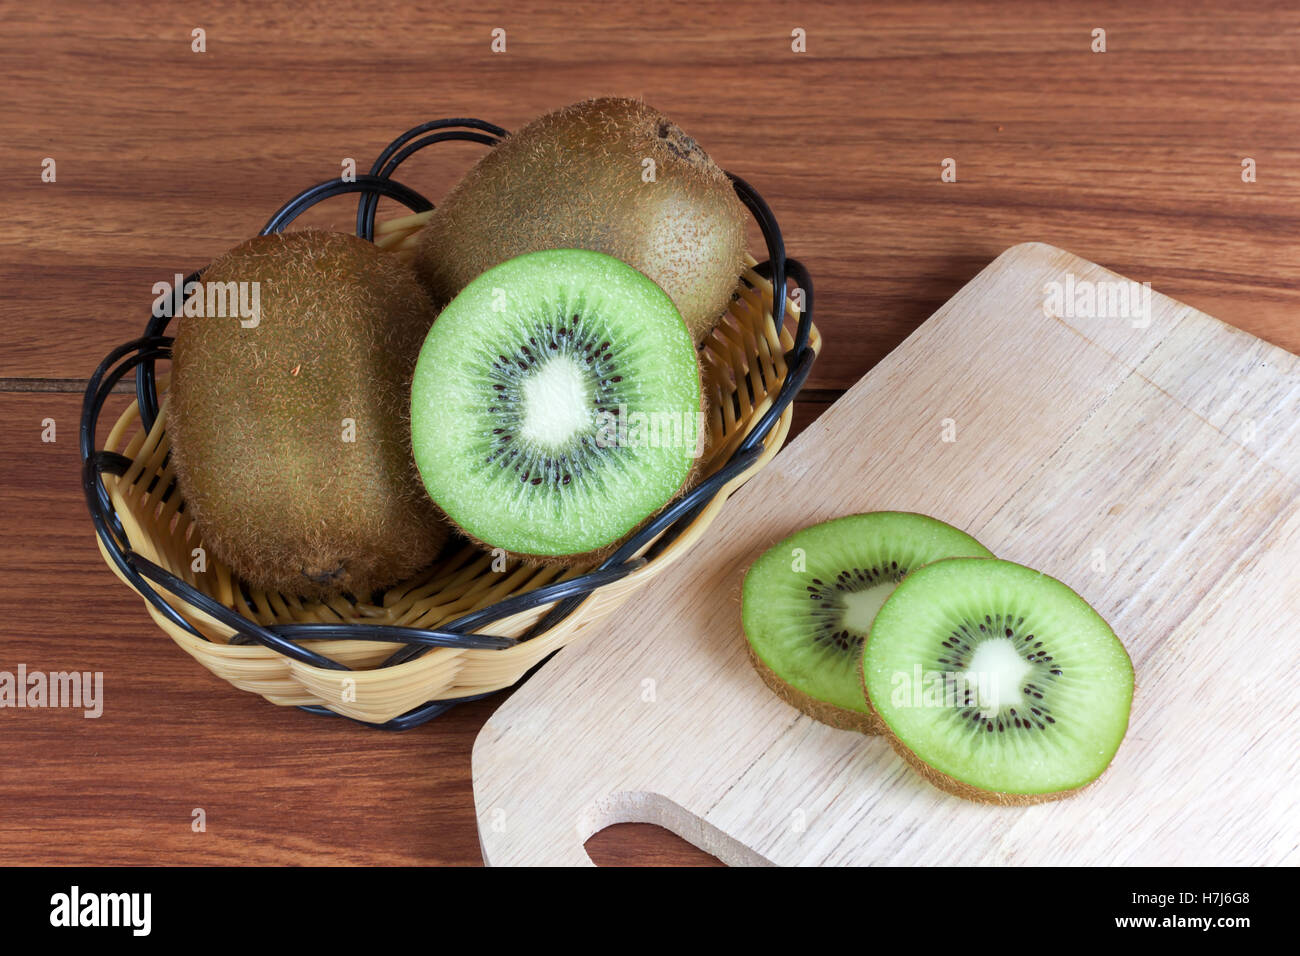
{"left": 410, "top": 249, "right": 702, "bottom": 560}
{"left": 741, "top": 512, "right": 994, "bottom": 733}
{"left": 861, "top": 558, "right": 1134, "bottom": 803}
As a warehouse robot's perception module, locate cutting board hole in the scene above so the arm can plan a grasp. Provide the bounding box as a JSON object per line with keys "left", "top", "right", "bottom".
{"left": 585, "top": 823, "right": 726, "bottom": 866}
{"left": 577, "top": 790, "right": 768, "bottom": 866}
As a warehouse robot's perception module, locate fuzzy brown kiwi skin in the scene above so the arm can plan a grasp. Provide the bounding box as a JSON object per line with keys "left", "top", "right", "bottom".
{"left": 413, "top": 97, "right": 749, "bottom": 343}
{"left": 856, "top": 571, "right": 1132, "bottom": 806}
{"left": 168, "top": 229, "right": 448, "bottom": 599}
{"left": 746, "top": 643, "right": 885, "bottom": 735}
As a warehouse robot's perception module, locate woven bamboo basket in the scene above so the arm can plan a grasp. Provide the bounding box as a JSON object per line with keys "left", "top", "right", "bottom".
{"left": 81, "top": 119, "right": 819, "bottom": 729}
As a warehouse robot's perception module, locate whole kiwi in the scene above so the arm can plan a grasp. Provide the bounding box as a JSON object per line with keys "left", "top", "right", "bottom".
{"left": 168, "top": 229, "right": 447, "bottom": 598}
{"left": 413, "top": 97, "right": 749, "bottom": 343}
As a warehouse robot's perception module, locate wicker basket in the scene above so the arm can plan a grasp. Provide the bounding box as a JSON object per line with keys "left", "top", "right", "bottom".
{"left": 80, "top": 119, "right": 819, "bottom": 729}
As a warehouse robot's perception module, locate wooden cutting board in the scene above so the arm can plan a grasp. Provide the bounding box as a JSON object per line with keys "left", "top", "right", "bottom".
{"left": 471, "top": 242, "right": 1300, "bottom": 866}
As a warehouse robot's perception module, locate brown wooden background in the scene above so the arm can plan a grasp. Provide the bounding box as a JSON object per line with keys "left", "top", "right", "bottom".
{"left": 2, "top": 0, "right": 1296, "bottom": 865}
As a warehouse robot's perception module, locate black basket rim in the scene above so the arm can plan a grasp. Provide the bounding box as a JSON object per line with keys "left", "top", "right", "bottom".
{"left": 79, "top": 116, "right": 818, "bottom": 730}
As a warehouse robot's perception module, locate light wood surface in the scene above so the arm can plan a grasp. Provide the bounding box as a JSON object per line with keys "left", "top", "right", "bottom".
{"left": 473, "top": 243, "right": 1300, "bottom": 866}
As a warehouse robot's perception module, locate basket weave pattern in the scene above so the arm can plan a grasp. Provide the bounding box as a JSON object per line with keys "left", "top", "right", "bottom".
{"left": 92, "top": 211, "right": 820, "bottom": 724}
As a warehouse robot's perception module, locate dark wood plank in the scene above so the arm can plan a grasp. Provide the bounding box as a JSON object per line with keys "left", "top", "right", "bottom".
{"left": 4, "top": 2, "right": 1298, "bottom": 387}
{"left": 1, "top": 394, "right": 490, "bottom": 864}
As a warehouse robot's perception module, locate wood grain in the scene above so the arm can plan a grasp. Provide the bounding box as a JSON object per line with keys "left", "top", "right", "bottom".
{"left": 3, "top": 0, "right": 1298, "bottom": 865}
{"left": 473, "top": 244, "right": 1300, "bottom": 865}
{"left": 0, "top": 389, "right": 746, "bottom": 865}
{"left": 4, "top": 1, "right": 1300, "bottom": 387}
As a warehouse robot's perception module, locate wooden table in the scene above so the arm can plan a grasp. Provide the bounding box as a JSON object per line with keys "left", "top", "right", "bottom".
{"left": 2, "top": 1, "right": 1296, "bottom": 865}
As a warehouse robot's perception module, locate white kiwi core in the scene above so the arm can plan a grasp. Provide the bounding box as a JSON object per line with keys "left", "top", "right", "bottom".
{"left": 839, "top": 582, "right": 896, "bottom": 635}
{"left": 963, "top": 637, "right": 1032, "bottom": 712}
{"left": 519, "top": 356, "right": 592, "bottom": 449}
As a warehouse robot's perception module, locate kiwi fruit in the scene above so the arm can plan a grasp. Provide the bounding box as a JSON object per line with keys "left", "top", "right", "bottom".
{"left": 410, "top": 248, "right": 702, "bottom": 561}
{"left": 413, "top": 97, "right": 748, "bottom": 343}
{"left": 741, "top": 512, "right": 994, "bottom": 733}
{"left": 861, "top": 558, "right": 1134, "bottom": 804}
{"left": 168, "top": 229, "right": 447, "bottom": 598}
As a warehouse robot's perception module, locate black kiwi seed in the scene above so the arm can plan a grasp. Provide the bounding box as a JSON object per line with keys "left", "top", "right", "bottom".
{"left": 803, "top": 564, "right": 911, "bottom": 654}
{"left": 939, "top": 613, "right": 1069, "bottom": 732}
{"left": 474, "top": 305, "right": 636, "bottom": 490}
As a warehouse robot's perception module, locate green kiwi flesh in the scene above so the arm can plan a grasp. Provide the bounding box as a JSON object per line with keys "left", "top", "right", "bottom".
{"left": 741, "top": 512, "right": 994, "bottom": 733}
{"left": 413, "top": 97, "right": 748, "bottom": 343}
{"left": 862, "top": 557, "right": 1134, "bottom": 803}
{"left": 410, "top": 249, "right": 702, "bottom": 560}
{"left": 168, "top": 229, "right": 447, "bottom": 598}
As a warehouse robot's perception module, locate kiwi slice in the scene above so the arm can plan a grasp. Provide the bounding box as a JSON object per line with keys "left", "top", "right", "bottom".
{"left": 410, "top": 249, "right": 702, "bottom": 560}
{"left": 741, "top": 513, "right": 994, "bottom": 733}
{"left": 862, "top": 558, "right": 1134, "bottom": 803}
